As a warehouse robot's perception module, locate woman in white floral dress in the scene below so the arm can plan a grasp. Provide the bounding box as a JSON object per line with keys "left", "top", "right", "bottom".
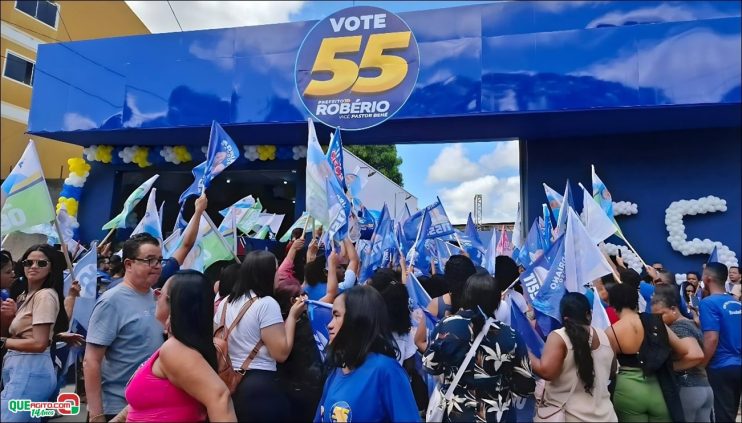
{"left": 423, "top": 273, "right": 535, "bottom": 422}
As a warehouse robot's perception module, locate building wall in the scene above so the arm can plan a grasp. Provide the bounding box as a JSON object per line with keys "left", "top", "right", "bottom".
{"left": 523, "top": 127, "right": 742, "bottom": 273}
{"left": 1, "top": 0, "right": 149, "bottom": 179}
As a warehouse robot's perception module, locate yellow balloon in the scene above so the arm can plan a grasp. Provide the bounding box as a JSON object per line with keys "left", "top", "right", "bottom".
{"left": 257, "top": 145, "right": 276, "bottom": 161}
{"left": 97, "top": 146, "right": 113, "bottom": 163}
{"left": 173, "top": 146, "right": 191, "bottom": 162}
{"left": 65, "top": 198, "right": 79, "bottom": 217}
{"left": 132, "top": 147, "right": 151, "bottom": 168}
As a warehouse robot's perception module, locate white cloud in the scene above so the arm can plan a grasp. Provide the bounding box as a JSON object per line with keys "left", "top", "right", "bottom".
{"left": 478, "top": 141, "right": 519, "bottom": 173}
{"left": 126, "top": 1, "right": 306, "bottom": 33}
{"left": 427, "top": 141, "right": 519, "bottom": 184}
{"left": 439, "top": 175, "right": 520, "bottom": 224}
{"left": 427, "top": 144, "right": 483, "bottom": 183}
{"left": 63, "top": 113, "right": 96, "bottom": 131}
{"left": 571, "top": 28, "right": 741, "bottom": 104}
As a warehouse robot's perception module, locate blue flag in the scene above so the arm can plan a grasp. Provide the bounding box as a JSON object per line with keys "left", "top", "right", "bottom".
{"left": 532, "top": 237, "right": 568, "bottom": 335}
{"left": 358, "top": 204, "right": 394, "bottom": 283}
{"left": 306, "top": 300, "right": 332, "bottom": 362}
{"left": 554, "top": 181, "right": 573, "bottom": 238}
{"left": 178, "top": 121, "right": 239, "bottom": 206}
{"left": 708, "top": 245, "right": 719, "bottom": 263}
{"left": 541, "top": 204, "right": 553, "bottom": 253}
{"left": 325, "top": 129, "right": 346, "bottom": 192}
{"left": 201, "top": 121, "right": 239, "bottom": 193}
{"left": 510, "top": 295, "right": 544, "bottom": 358}
{"left": 485, "top": 225, "right": 499, "bottom": 274}
{"left": 402, "top": 198, "right": 454, "bottom": 243}
{"left": 456, "top": 229, "right": 485, "bottom": 267}
{"left": 326, "top": 177, "right": 351, "bottom": 243}
{"left": 406, "top": 272, "right": 438, "bottom": 332}
{"left": 519, "top": 219, "right": 546, "bottom": 268}
{"left": 434, "top": 238, "right": 456, "bottom": 273}
{"left": 407, "top": 208, "right": 432, "bottom": 269}
{"left": 519, "top": 234, "right": 564, "bottom": 306}
{"left": 465, "top": 213, "right": 483, "bottom": 246}
{"left": 543, "top": 183, "right": 563, "bottom": 226}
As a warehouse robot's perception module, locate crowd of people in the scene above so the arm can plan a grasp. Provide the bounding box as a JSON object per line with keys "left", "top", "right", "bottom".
{"left": 0, "top": 199, "right": 740, "bottom": 423}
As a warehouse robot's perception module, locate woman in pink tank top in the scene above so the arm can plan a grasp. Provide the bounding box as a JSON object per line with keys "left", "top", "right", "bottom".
{"left": 110, "top": 271, "right": 237, "bottom": 422}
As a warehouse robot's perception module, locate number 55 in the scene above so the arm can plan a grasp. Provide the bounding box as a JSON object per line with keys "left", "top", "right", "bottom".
{"left": 303, "top": 31, "right": 412, "bottom": 97}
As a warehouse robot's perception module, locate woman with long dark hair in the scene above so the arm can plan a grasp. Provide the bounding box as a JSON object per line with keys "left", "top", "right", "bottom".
{"left": 529, "top": 293, "right": 617, "bottom": 422}
{"left": 426, "top": 255, "right": 476, "bottom": 320}
{"left": 369, "top": 268, "right": 429, "bottom": 412}
{"left": 112, "top": 270, "right": 236, "bottom": 422}
{"left": 316, "top": 285, "right": 419, "bottom": 422}
{"left": 215, "top": 250, "right": 305, "bottom": 422}
{"left": 214, "top": 263, "right": 240, "bottom": 310}
{"left": 273, "top": 265, "right": 324, "bottom": 421}
{"left": 424, "top": 273, "right": 535, "bottom": 422}
{"left": 1, "top": 244, "right": 68, "bottom": 422}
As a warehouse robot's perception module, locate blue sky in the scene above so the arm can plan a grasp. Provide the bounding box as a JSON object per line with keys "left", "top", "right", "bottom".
{"left": 126, "top": 1, "right": 519, "bottom": 223}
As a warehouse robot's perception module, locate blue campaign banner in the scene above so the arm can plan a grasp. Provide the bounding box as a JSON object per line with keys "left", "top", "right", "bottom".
{"left": 295, "top": 6, "right": 420, "bottom": 130}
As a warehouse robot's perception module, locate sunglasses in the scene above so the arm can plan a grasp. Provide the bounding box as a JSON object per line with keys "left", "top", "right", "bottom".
{"left": 22, "top": 259, "right": 49, "bottom": 268}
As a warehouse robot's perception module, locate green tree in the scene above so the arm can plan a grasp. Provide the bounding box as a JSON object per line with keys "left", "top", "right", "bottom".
{"left": 346, "top": 145, "right": 404, "bottom": 186}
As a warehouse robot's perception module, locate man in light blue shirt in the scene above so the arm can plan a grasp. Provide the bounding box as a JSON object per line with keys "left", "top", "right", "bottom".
{"left": 83, "top": 234, "right": 165, "bottom": 421}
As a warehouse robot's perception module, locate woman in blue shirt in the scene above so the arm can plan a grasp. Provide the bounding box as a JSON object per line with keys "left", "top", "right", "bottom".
{"left": 315, "top": 285, "right": 420, "bottom": 422}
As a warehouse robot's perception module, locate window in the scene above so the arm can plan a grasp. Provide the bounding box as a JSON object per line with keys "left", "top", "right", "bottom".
{"left": 15, "top": 1, "right": 59, "bottom": 29}
{"left": 3, "top": 51, "right": 35, "bottom": 86}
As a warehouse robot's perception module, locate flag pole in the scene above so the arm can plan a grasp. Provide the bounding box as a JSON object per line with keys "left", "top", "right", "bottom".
{"left": 99, "top": 228, "right": 116, "bottom": 250}
{"left": 453, "top": 232, "right": 470, "bottom": 258}
{"left": 301, "top": 215, "right": 311, "bottom": 239}
{"left": 0, "top": 234, "right": 9, "bottom": 248}
{"left": 203, "top": 213, "right": 241, "bottom": 264}
{"left": 620, "top": 236, "right": 648, "bottom": 269}
{"left": 231, "top": 207, "right": 237, "bottom": 257}
{"left": 53, "top": 218, "right": 75, "bottom": 280}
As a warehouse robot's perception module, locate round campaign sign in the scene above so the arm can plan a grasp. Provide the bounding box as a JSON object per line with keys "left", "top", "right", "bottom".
{"left": 295, "top": 6, "right": 419, "bottom": 131}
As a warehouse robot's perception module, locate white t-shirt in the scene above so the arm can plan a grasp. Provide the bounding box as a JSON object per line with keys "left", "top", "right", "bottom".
{"left": 392, "top": 329, "right": 417, "bottom": 365}
{"left": 495, "top": 290, "right": 529, "bottom": 325}
{"left": 214, "top": 292, "right": 284, "bottom": 371}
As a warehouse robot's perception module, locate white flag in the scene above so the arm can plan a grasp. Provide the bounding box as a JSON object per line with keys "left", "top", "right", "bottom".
{"left": 564, "top": 208, "right": 614, "bottom": 294}
{"left": 580, "top": 184, "right": 616, "bottom": 244}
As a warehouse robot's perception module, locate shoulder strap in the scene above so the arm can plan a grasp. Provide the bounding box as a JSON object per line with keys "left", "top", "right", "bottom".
{"left": 436, "top": 296, "right": 446, "bottom": 319}
{"left": 225, "top": 296, "right": 258, "bottom": 338}
{"left": 610, "top": 325, "right": 624, "bottom": 354}
{"left": 217, "top": 298, "right": 229, "bottom": 332}
{"left": 238, "top": 339, "right": 265, "bottom": 372}
{"left": 443, "top": 317, "right": 494, "bottom": 401}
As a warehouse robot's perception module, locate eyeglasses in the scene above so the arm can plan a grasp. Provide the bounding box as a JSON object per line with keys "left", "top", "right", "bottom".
{"left": 131, "top": 257, "right": 166, "bottom": 268}
{"left": 22, "top": 259, "right": 49, "bottom": 268}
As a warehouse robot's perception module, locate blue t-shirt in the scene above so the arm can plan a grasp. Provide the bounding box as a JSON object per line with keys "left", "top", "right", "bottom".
{"left": 699, "top": 293, "right": 741, "bottom": 369}
{"left": 314, "top": 353, "right": 420, "bottom": 422}
{"left": 304, "top": 282, "right": 327, "bottom": 301}
{"left": 639, "top": 281, "right": 654, "bottom": 311}
{"left": 87, "top": 284, "right": 164, "bottom": 414}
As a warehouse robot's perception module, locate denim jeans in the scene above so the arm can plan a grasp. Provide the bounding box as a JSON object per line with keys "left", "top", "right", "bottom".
{"left": 1, "top": 350, "right": 57, "bottom": 423}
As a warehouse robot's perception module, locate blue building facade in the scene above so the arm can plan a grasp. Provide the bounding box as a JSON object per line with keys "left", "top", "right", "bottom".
{"left": 27, "top": 1, "right": 741, "bottom": 271}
